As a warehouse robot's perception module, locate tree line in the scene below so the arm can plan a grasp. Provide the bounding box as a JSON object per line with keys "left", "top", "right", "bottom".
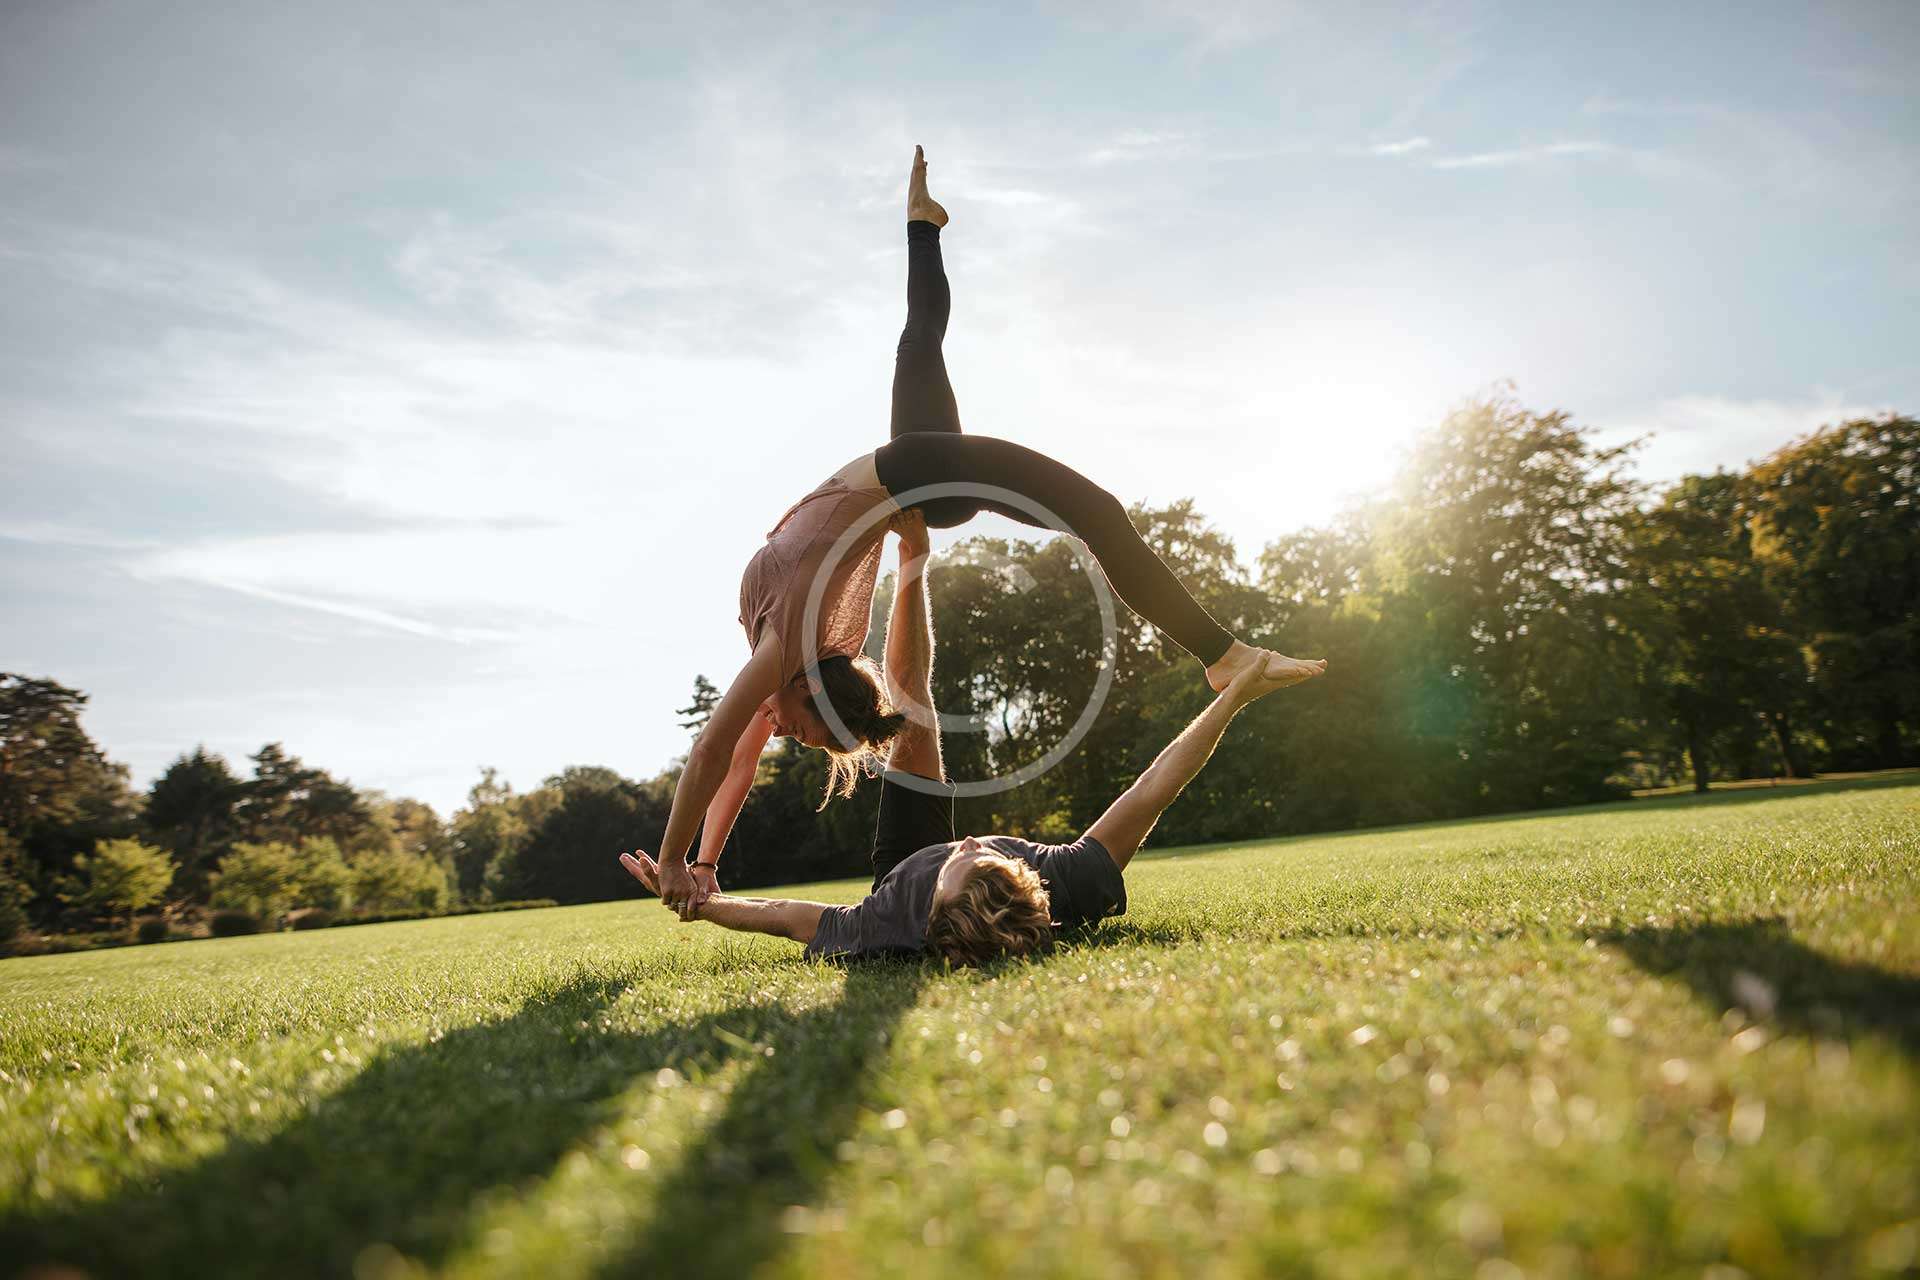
{"left": 2, "top": 397, "right": 1913, "bottom": 942}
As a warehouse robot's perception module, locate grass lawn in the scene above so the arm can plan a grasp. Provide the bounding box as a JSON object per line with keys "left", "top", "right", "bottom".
{"left": 3, "top": 777, "right": 1917, "bottom": 1279}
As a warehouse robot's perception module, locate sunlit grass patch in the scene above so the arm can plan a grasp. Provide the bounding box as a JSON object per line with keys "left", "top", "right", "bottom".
{"left": 3, "top": 779, "right": 1917, "bottom": 1278}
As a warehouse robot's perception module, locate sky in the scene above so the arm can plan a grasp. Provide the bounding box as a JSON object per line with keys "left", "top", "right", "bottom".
{"left": 2, "top": 0, "right": 1915, "bottom": 816}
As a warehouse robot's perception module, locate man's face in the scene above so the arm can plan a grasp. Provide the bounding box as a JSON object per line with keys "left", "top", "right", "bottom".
{"left": 932, "top": 836, "right": 998, "bottom": 908}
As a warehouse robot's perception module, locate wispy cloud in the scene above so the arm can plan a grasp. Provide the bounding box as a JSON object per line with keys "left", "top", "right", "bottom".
{"left": 1368, "top": 137, "right": 1431, "bottom": 156}
{"left": 0, "top": 522, "right": 157, "bottom": 552}
{"left": 1085, "top": 129, "right": 1190, "bottom": 166}
{"left": 1429, "top": 141, "right": 1614, "bottom": 170}
{"left": 1600, "top": 392, "right": 1892, "bottom": 483}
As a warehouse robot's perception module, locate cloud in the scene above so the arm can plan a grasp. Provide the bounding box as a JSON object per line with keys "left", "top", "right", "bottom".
{"left": 1429, "top": 141, "right": 1614, "bottom": 170}
{"left": 1367, "top": 137, "right": 1431, "bottom": 156}
{"left": 0, "top": 522, "right": 156, "bottom": 552}
{"left": 1085, "top": 129, "right": 1190, "bottom": 166}
{"left": 1601, "top": 392, "right": 1892, "bottom": 483}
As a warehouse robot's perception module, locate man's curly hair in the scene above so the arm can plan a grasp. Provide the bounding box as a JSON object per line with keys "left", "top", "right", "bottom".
{"left": 925, "top": 854, "right": 1054, "bottom": 966}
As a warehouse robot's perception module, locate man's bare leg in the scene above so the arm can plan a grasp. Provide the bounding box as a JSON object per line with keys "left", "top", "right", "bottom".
{"left": 1086, "top": 656, "right": 1321, "bottom": 870}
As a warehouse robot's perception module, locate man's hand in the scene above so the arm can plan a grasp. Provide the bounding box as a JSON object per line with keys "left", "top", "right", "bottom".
{"left": 620, "top": 850, "right": 662, "bottom": 894}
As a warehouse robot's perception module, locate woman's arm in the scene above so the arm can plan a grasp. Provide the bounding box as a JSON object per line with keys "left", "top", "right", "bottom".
{"left": 882, "top": 511, "right": 941, "bottom": 780}
{"left": 619, "top": 851, "right": 825, "bottom": 944}
{"left": 656, "top": 637, "right": 785, "bottom": 912}
{"left": 689, "top": 708, "right": 777, "bottom": 892}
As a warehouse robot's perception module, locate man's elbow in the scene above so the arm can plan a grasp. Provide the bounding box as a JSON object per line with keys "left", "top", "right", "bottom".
{"left": 781, "top": 905, "right": 821, "bottom": 945}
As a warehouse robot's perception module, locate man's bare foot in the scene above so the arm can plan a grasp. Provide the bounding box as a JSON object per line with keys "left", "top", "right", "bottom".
{"left": 1206, "top": 639, "right": 1326, "bottom": 693}
{"left": 907, "top": 144, "right": 949, "bottom": 227}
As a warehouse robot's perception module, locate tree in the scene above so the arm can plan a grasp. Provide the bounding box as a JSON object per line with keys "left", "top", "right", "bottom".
{"left": 57, "top": 838, "right": 175, "bottom": 922}
{"left": 0, "top": 674, "right": 139, "bottom": 894}
{"left": 1, "top": 832, "right": 37, "bottom": 949}
{"left": 350, "top": 793, "right": 453, "bottom": 882}
{"left": 235, "top": 744, "right": 374, "bottom": 848}
{"left": 144, "top": 748, "right": 242, "bottom": 891}
{"left": 487, "top": 767, "right": 670, "bottom": 904}
{"left": 350, "top": 847, "right": 449, "bottom": 913}
{"left": 208, "top": 841, "right": 300, "bottom": 923}
{"left": 450, "top": 768, "right": 528, "bottom": 901}
{"left": 678, "top": 676, "right": 721, "bottom": 733}
{"left": 1376, "top": 396, "right": 1644, "bottom": 810}
{"left": 1744, "top": 416, "right": 1920, "bottom": 768}
{"left": 1623, "top": 473, "right": 1810, "bottom": 790}
{"left": 290, "top": 836, "right": 355, "bottom": 912}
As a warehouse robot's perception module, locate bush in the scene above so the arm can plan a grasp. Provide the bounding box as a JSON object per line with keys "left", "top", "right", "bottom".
{"left": 290, "top": 909, "right": 334, "bottom": 930}
{"left": 208, "top": 842, "right": 298, "bottom": 923}
{"left": 209, "top": 910, "right": 260, "bottom": 937}
{"left": 322, "top": 898, "right": 558, "bottom": 928}
{"left": 57, "top": 838, "right": 175, "bottom": 921}
{"left": 135, "top": 917, "right": 170, "bottom": 944}
{"left": 291, "top": 837, "right": 355, "bottom": 912}
{"left": 350, "top": 847, "right": 450, "bottom": 914}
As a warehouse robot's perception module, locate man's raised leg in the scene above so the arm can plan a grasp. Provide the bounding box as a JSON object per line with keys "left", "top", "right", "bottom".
{"left": 1085, "top": 655, "right": 1326, "bottom": 870}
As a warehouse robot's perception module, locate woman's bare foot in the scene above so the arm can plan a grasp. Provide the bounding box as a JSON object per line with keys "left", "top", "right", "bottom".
{"left": 1257, "top": 652, "right": 1329, "bottom": 688}
{"left": 1206, "top": 639, "right": 1326, "bottom": 693}
{"left": 907, "top": 144, "right": 949, "bottom": 227}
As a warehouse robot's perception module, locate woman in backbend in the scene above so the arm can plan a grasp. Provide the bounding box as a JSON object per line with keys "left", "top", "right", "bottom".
{"left": 654, "top": 146, "right": 1326, "bottom": 915}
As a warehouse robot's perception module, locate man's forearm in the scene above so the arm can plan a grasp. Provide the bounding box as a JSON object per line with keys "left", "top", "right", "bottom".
{"left": 1085, "top": 689, "right": 1250, "bottom": 869}
{"left": 696, "top": 894, "right": 827, "bottom": 944}
{"left": 1138, "top": 692, "right": 1245, "bottom": 800}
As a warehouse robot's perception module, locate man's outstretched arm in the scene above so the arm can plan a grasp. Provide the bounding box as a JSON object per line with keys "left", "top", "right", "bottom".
{"left": 619, "top": 851, "right": 826, "bottom": 944}
{"left": 1084, "top": 654, "right": 1326, "bottom": 871}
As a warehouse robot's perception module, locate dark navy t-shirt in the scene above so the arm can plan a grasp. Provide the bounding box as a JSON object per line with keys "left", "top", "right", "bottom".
{"left": 804, "top": 834, "right": 1127, "bottom": 960}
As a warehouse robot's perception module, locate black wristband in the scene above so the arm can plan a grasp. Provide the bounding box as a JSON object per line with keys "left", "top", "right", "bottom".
{"left": 692, "top": 860, "right": 718, "bottom": 870}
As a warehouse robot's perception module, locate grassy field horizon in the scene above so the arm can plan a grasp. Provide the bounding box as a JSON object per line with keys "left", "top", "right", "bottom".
{"left": 4, "top": 776, "right": 1917, "bottom": 1278}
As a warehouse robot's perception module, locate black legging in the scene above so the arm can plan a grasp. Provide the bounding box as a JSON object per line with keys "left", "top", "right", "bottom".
{"left": 874, "top": 221, "right": 1236, "bottom": 665}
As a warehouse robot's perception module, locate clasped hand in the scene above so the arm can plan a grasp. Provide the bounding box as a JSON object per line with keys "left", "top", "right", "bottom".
{"left": 621, "top": 850, "right": 715, "bottom": 921}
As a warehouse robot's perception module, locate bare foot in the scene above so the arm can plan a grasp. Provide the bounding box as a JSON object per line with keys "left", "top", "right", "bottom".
{"left": 907, "top": 144, "right": 949, "bottom": 227}
{"left": 1257, "top": 651, "right": 1328, "bottom": 689}
{"left": 1222, "top": 650, "right": 1328, "bottom": 707}
{"left": 1206, "top": 639, "right": 1325, "bottom": 693}
{"left": 1205, "top": 639, "right": 1262, "bottom": 692}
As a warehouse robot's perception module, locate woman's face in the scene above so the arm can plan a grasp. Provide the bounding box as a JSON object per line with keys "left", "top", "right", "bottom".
{"left": 764, "top": 679, "right": 831, "bottom": 749}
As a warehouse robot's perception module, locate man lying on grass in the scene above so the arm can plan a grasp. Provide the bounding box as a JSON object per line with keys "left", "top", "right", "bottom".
{"left": 620, "top": 513, "right": 1325, "bottom": 964}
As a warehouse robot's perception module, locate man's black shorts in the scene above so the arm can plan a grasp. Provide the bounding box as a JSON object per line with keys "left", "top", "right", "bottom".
{"left": 870, "top": 768, "right": 956, "bottom": 889}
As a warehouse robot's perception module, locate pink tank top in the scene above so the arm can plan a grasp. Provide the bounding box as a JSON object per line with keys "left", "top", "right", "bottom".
{"left": 739, "top": 475, "right": 897, "bottom": 679}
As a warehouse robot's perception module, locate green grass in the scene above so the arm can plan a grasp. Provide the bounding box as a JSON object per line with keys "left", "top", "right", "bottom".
{"left": 4, "top": 778, "right": 1918, "bottom": 1279}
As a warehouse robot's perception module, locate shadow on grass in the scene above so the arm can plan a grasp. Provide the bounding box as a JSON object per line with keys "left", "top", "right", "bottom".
{"left": 1610, "top": 919, "right": 1920, "bottom": 1060}
{"left": 3, "top": 963, "right": 926, "bottom": 1280}
{"left": 592, "top": 961, "right": 924, "bottom": 1277}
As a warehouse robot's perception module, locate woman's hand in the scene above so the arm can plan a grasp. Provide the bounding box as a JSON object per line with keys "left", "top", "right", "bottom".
{"left": 656, "top": 854, "right": 696, "bottom": 915}
{"left": 687, "top": 863, "right": 720, "bottom": 918}
{"left": 620, "top": 851, "right": 708, "bottom": 923}
{"left": 892, "top": 507, "right": 930, "bottom": 561}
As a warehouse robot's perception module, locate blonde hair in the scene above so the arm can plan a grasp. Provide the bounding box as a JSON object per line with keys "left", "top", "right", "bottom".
{"left": 925, "top": 855, "right": 1054, "bottom": 967}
